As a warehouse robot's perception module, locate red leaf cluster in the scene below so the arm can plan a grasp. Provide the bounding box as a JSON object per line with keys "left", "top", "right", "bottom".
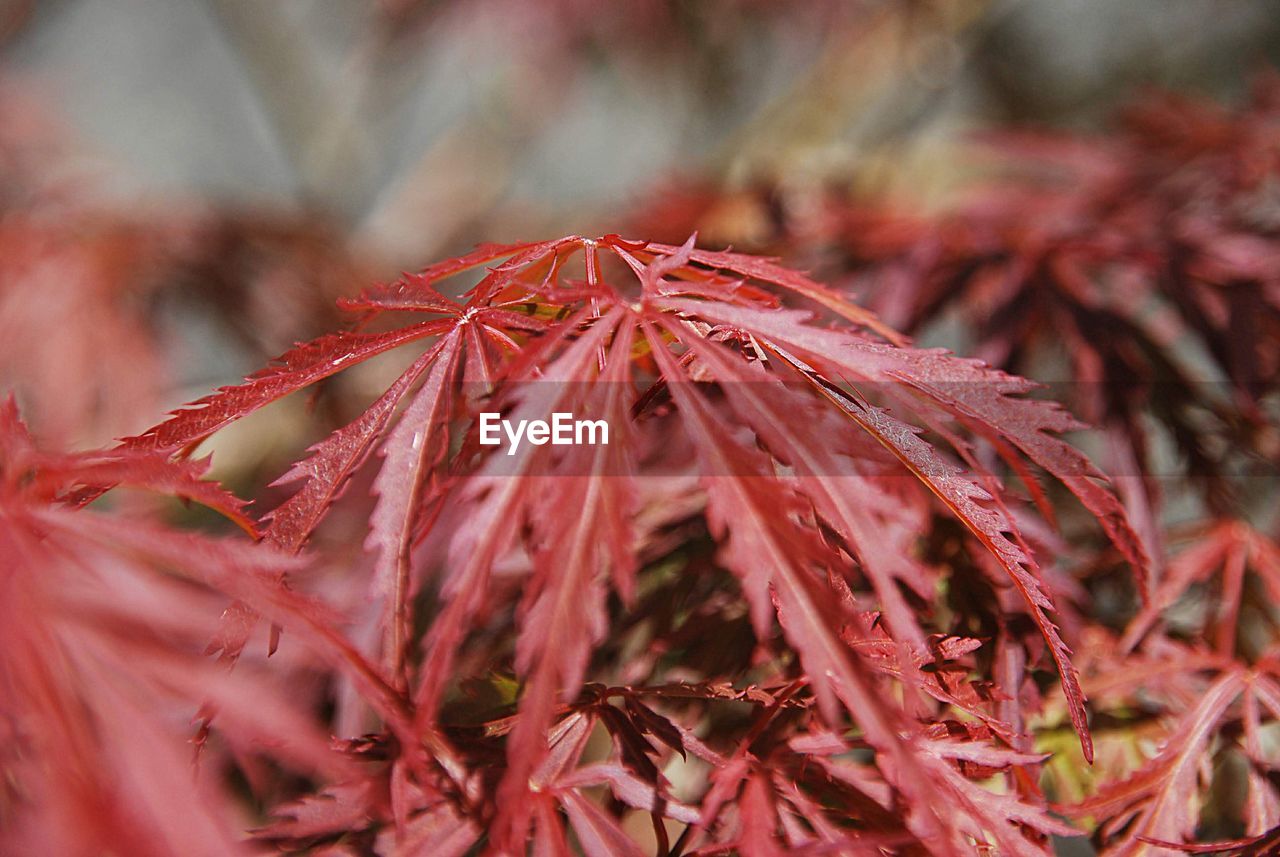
{"left": 0, "top": 231, "right": 1153, "bottom": 854}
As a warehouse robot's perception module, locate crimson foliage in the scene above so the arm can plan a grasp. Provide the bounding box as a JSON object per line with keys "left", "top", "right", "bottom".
{"left": 627, "top": 83, "right": 1280, "bottom": 855}
{"left": 4, "top": 227, "right": 1160, "bottom": 855}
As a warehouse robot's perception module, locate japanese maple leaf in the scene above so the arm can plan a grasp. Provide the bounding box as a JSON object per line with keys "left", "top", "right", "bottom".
{"left": 844, "top": 74, "right": 1280, "bottom": 525}
{"left": 688, "top": 707, "right": 1076, "bottom": 855}
{"left": 1051, "top": 630, "right": 1280, "bottom": 854}
{"left": 125, "top": 232, "right": 1143, "bottom": 847}
{"left": 1122, "top": 521, "right": 1280, "bottom": 656}
{"left": 0, "top": 399, "right": 355, "bottom": 857}
{"left": 1062, "top": 668, "right": 1280, "bottom": 855}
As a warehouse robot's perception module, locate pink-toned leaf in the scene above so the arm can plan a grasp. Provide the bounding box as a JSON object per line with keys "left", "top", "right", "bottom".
{"left": 559, "top": 789, "right": 646, "bottom": 857}
{"left": 125, "top": 320, "right": 454, "bottom": 453}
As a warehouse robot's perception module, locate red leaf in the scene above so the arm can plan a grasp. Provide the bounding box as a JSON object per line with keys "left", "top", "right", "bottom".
{"left": 1066, "top": 670, "right": 1247, "bottom": 851}
{"left": 559, "top": 789, "right": 647, "bottom": 857}
{"left": 125, "top": 320, "right": 454, "bottom": 453}
{"left": 261, "top": 341, "right": 447, "bottom": 551}
{"left": 366, "top": 330, "right": 463, "bottom": 684}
